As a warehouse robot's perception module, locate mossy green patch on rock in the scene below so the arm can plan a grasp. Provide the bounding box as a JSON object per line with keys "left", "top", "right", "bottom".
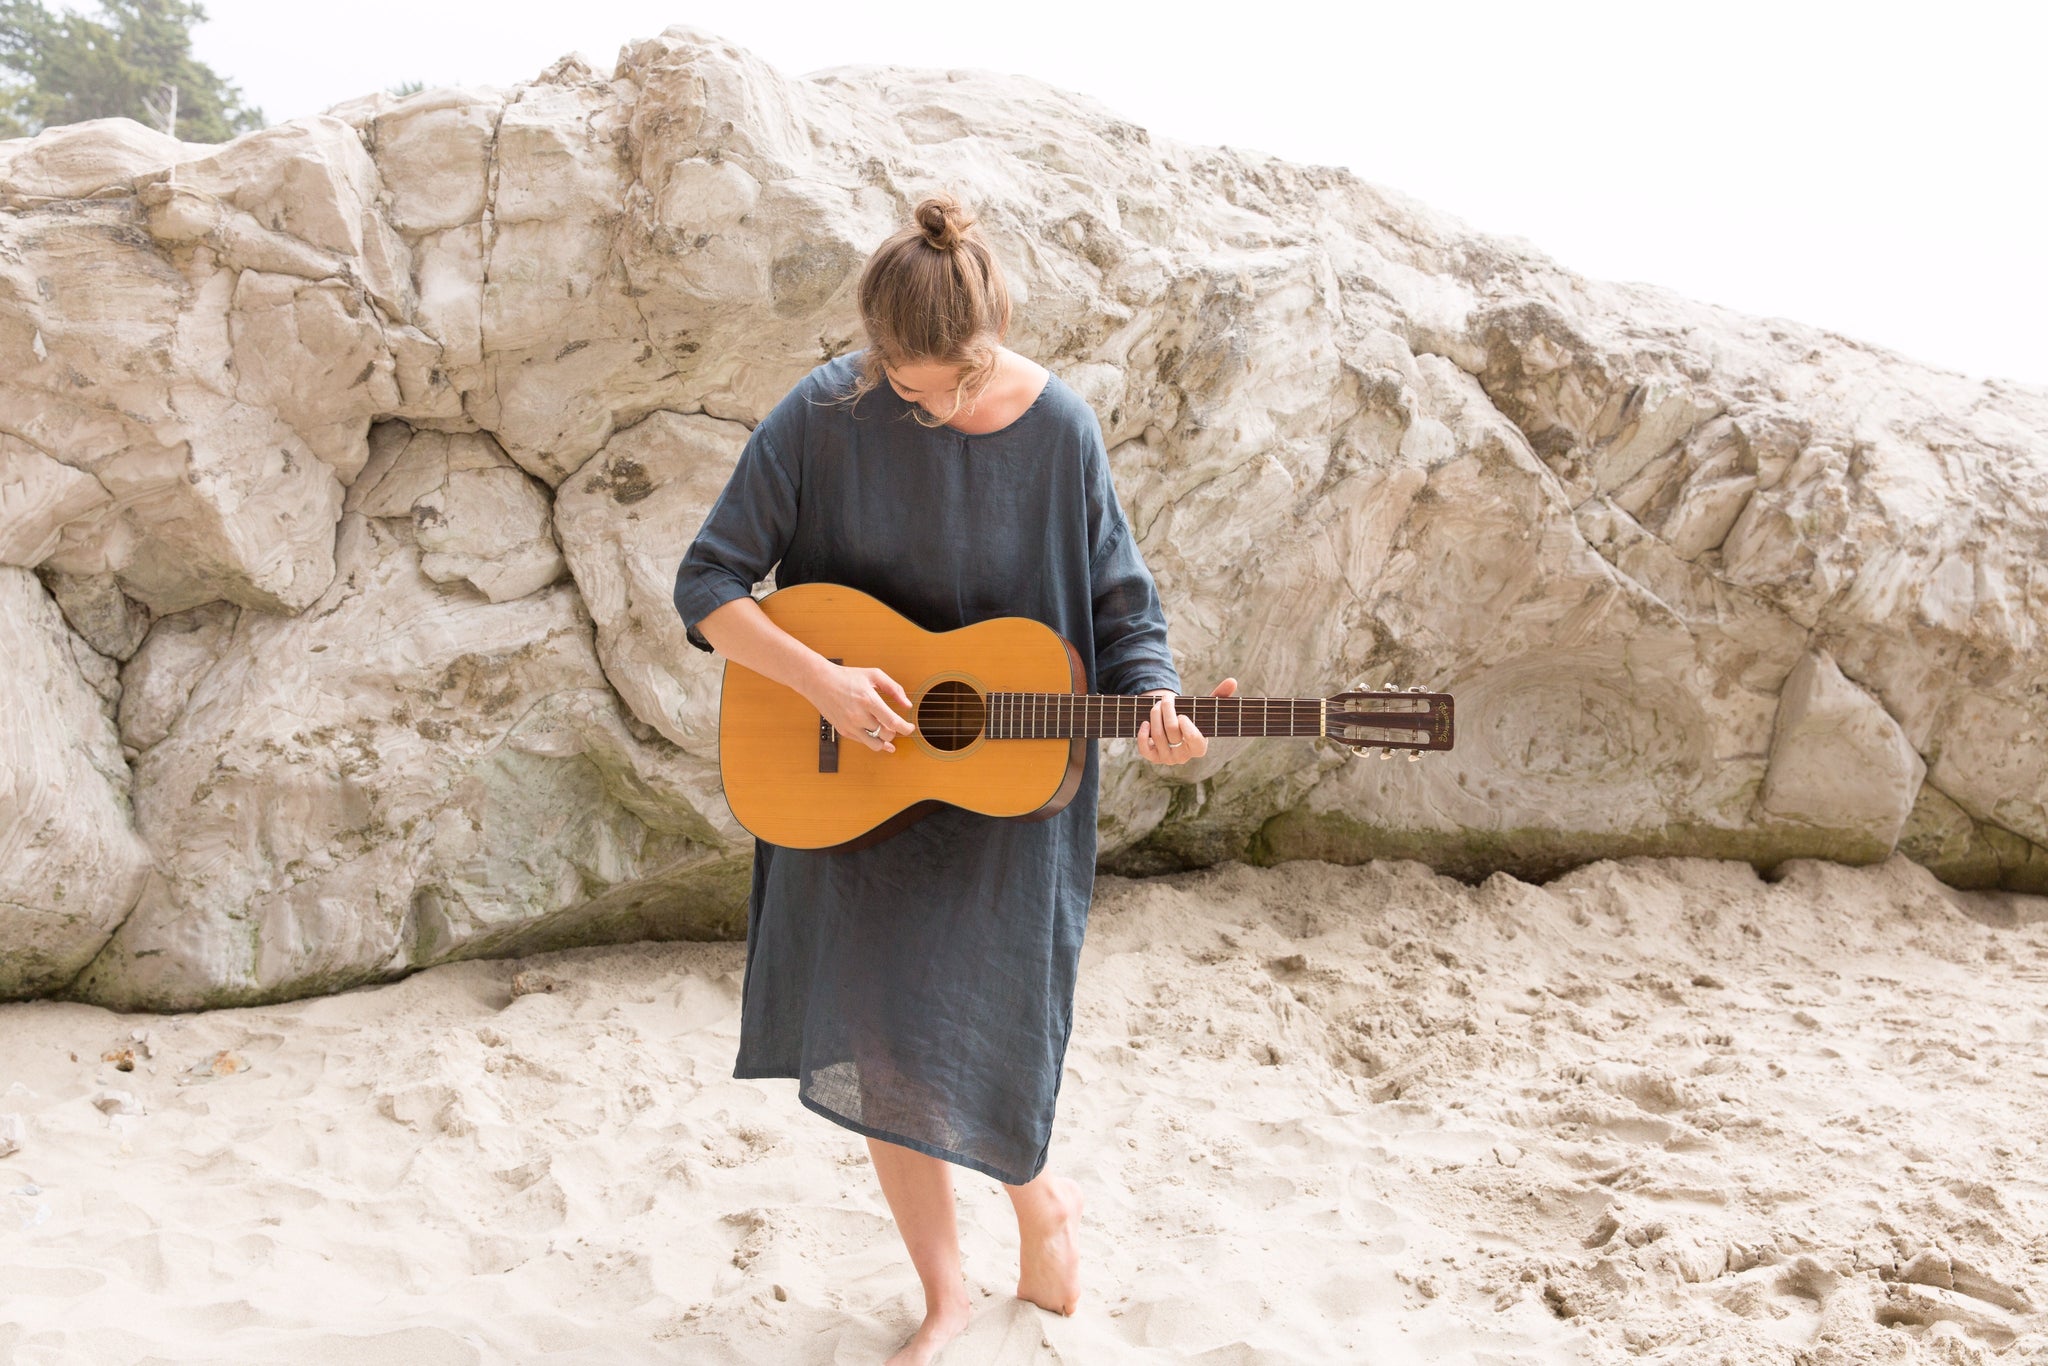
{"left": 1223, "top": 808, "right": 1898, "bottom": 887}
{"left": 1895, "top": 782, "right": 2048, "bottom": 894}
{"left": 462, "top": 850, "right": 753, "bottom": 959}
{"left": 0, "top": 904, "right": 106, "bottom": 1002}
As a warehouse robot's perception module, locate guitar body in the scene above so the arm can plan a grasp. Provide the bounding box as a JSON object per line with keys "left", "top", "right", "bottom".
{"left": 719, "top": 583, "right": 1087, "bottom": 851}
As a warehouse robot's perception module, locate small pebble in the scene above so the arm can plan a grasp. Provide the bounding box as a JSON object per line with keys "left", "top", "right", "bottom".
{"left": 511, "top": 970, "right": 569, "bottom": 998}
{"left": 0, "top": 1113, "right": 24, "bottom": 1157}
{"left": 772, "top": 1284, "right": 788, "bottom": 1302}
{"left": 187, "top": 1050, "right": 246, "bottom": 1077}
{"left": 92, "top": 1088, "right": 142, "bottom": 1116}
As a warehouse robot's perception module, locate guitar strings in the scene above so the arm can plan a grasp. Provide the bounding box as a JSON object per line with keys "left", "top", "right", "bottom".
{"left": 848, "top": 695, "right": 1436, "bottom": 741}
{"left": 867, "top": 694, "right": 1428, "bottom": 741}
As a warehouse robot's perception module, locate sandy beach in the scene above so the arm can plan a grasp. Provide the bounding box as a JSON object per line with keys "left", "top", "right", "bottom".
{"left": 3, "top": 854, "right": 2045, "bottom": 1364}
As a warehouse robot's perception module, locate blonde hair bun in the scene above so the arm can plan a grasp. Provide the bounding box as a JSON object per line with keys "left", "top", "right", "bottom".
{"left": 914, "top": 194, "right": 969, "bottom": 251}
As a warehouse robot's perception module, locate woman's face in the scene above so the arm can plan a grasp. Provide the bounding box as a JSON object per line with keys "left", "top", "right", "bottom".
{"left": 882, "top": 356, "right": 985, "bottom": 420}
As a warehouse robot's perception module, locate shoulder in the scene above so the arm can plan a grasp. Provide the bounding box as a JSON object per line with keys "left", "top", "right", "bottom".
{"left": 1036, "top": 371, "right": 1116, "bottom": 496}
{"left": 753, "top": 351, "right": 867, "bottom": 455}
{"left": 770, "top": 350, "right": 866, "bottom": 421}
{"left": 1033, "top": 370, "right": 1111, "bottom": 472}
{"left": 799, "top": 350, "right": 867, "bottom": 403}
{"left": 1035, "top": 368, "right": 1101, "bottom": 433}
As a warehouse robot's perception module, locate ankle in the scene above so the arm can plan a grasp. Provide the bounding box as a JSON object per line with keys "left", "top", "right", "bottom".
{"left": 922, "top": 1276, "right": 972, "bottom": 1313}
{"left": 1009, "top": 1175, "right": 1079, "bottom": 1227}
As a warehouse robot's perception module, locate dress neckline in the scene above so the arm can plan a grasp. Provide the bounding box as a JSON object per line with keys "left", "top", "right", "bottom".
{"left": 952, "top": 368, "right": 1052, "bottom": 439}
{"left": 867, "top": 352, "right": 1053, "bottom": 439}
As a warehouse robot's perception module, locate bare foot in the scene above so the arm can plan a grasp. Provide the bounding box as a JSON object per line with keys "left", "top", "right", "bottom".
{"left": 1015, "top": 1175, "right": 1085, "bottom": 1315}
{"left": 883, "top": 1288, "right": 972, "bottom": 1366}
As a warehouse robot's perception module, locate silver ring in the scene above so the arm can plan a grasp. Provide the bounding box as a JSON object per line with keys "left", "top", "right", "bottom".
{"left": 864, "top": 725, "right": 882, "bottom": 738}
{"left": 1166, "top": 738, "right": 1183, "bottom": 748}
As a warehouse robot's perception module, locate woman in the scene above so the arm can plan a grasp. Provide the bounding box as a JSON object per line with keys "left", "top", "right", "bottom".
{"left": 673, "top": 193, "right": 1233, "bottom": 1366}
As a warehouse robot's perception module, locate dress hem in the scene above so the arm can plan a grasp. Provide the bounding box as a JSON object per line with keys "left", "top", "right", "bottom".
{"left": 732, "top": 1063, "right": 1046, "bottom": 1187}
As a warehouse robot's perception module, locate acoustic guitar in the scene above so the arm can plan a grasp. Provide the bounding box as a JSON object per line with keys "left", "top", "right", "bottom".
{"left": 716, "top": 582, "right": 1455, "bottom": 851}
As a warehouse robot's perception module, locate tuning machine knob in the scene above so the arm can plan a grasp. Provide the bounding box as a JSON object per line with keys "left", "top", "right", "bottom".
{"left": 1407, "top": 750, "right": 1422, "bottom": 762}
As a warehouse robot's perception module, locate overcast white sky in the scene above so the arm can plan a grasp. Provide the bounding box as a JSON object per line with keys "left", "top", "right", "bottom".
{"left": 185, "top": 0, "right": 2044, "bottom": 385}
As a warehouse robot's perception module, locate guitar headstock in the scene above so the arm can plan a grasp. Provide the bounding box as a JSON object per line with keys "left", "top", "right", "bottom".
{"left": 1326, "top": 686, "right": 1456, "bottom": 761}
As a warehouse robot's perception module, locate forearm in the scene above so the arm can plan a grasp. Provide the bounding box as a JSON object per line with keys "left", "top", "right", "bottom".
{"left": 694, "top": 595, "right": 834, "bottom": 698}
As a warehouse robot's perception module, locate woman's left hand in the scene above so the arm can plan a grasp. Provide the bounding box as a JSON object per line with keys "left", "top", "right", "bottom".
{"left": 1137, "top": 678, "right": 1238, "bottom": 766}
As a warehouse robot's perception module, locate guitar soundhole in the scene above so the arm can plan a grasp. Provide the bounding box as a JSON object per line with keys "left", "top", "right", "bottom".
{"left": 917, "top": 680, "right": 985, "bottom": 752}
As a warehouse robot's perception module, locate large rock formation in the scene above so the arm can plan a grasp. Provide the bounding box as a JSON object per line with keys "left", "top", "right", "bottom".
{"left": 0, "top": 28, "right": 2042, "bottom": 1008}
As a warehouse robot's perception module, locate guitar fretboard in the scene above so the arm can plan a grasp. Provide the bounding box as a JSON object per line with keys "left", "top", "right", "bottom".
{"left": 983, "top": 695, "right": 1324, "bottom": 740}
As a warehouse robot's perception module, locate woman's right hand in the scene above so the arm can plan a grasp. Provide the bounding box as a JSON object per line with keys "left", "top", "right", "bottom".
{"left": 693, "top": 598, "right": 915, "bottom": 752}
{"left": 807, "top": 662, "right": 917, "bottom": 752}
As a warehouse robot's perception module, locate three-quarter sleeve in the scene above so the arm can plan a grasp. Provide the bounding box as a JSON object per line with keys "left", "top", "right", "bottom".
{"left": 1085, "top": 436, "right": 1181, "bottom": 698}
{"left": 673, "top": 422, "right": 800, "bottom": 653}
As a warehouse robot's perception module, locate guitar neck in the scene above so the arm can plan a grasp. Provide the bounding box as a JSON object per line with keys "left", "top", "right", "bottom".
{"left": 984, "top": 694, "right": 1324, "bottom": 740}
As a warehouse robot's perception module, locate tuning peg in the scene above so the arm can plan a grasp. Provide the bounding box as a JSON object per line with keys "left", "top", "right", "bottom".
{"left": 1407, "top": 750, "right": 1422, "bottom": 762}
{"left": 1379, "top": 748, "right": 1394, "bottom": 760}
{"left": 1407, "top": 686, "right": 1425, "bottom": 694}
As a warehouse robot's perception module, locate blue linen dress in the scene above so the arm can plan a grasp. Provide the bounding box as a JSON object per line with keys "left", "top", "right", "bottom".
{"left": 672, "top": 350, "right": 1181, "bottom": 1185}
